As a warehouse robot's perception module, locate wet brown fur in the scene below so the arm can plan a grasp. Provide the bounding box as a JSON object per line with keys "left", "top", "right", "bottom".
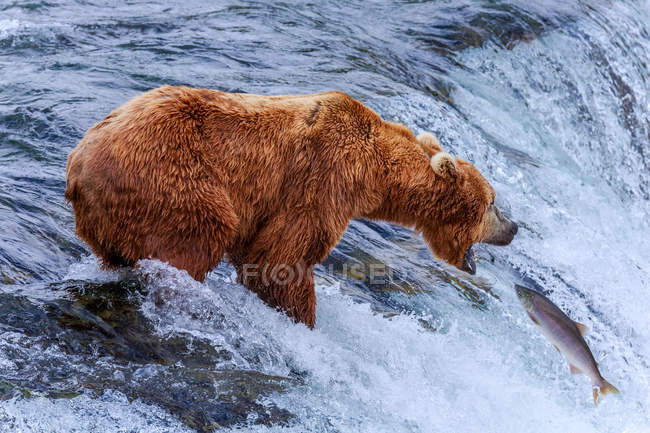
{"left": 66, "top": 85, "right": 498, "bottom": 328}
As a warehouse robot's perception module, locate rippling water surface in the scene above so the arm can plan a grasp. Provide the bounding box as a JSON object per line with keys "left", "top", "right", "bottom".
{"left": 1, "top": 1, "right": 649, "bottom": 432}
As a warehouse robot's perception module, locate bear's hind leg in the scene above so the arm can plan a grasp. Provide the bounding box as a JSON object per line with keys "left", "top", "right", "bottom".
{"left": 147, "top": 185, "right": 239, "bottom": 282}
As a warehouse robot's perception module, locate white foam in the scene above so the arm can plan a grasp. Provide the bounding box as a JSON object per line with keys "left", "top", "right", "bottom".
{"left": 63, "top": 256, "right": 133, "bottom": 283}
{"left": 131, "top": 259, "right": 644, "bottom": 432}
{"left": 0, "top": 19, "right": 20, "bottom": 36}
{"left": 0, "top": 391, "right": 192, "bottom": 433}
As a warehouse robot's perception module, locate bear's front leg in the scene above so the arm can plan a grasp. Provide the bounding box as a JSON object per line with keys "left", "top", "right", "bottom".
{"left": 235, "top": 259, "right": 317, "bottom": 328}
{"left": 229, "top": 209, "right": 345, "bottom": 328}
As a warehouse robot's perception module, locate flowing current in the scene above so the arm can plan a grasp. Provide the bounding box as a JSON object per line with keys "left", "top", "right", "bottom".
{"left": 0, "top": 1, "right": 649, "bottom": 432}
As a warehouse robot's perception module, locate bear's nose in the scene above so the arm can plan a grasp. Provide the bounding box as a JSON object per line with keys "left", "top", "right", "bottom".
{"left": 510, "top": 222, "right": 519, "bottom": 236}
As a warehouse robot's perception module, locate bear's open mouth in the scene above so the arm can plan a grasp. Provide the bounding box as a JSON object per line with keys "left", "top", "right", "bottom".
{"left": 461, "top": 246, "right": 476, "bottom": 275}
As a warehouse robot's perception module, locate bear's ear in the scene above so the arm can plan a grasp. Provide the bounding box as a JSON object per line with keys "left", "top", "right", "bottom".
{"left": 430, "top": 152, "right": 458, "bottom": 179}
{"left": 417, "top": 132, "right": 443, "bottom": 156}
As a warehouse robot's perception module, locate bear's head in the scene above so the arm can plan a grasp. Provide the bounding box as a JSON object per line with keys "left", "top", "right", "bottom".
{"left": 415, "top": 133, "right": 518, "bottom": 274}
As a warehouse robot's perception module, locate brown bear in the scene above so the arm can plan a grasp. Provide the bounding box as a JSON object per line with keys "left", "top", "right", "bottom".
{"left": 65, "top": 85, "right": 517, "bottom": 328}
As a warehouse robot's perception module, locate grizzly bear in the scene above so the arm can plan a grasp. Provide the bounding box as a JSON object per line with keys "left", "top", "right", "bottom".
{"left": 65, "top": 85, "right": 517, "bottom": 328}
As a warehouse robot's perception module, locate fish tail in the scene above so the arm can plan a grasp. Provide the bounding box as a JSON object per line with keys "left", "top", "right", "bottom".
{"left": 592, "top": 380, "right": 620, "bottom": 406}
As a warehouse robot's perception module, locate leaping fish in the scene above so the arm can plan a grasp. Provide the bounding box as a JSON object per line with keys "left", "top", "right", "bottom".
{"left": 515, "top": 284, "right": 619, "bottom": 406}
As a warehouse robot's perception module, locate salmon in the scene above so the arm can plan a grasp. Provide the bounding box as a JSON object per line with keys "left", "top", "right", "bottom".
{"left": 515, "top": 284, "right": 620, "bottom": 406}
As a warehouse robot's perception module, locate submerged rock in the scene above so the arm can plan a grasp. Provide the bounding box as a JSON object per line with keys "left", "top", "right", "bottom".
{"left": 0, "top": 280, "right": 295, "bottom": 430}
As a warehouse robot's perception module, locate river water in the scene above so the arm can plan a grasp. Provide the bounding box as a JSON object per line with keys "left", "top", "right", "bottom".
{"left": 0, "top": 1, "right": 648, "bottom": 432}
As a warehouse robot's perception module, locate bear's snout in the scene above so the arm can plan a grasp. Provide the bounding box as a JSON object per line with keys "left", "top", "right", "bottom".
{"left": 482, "top": 205, "right": 518, "bottom": 246}
{"left": 498, "top": 219, "right": 518, "bottom": 246}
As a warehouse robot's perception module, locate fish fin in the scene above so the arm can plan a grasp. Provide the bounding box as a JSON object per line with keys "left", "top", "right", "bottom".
{"left": 569, "top": 364, "right": 582, "bottom": 374}
{"left": 574, "top": 321, "right": 588, "bottom": 336}
{"left": 592, "top": 380, "right": 620, "bottom": 406}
